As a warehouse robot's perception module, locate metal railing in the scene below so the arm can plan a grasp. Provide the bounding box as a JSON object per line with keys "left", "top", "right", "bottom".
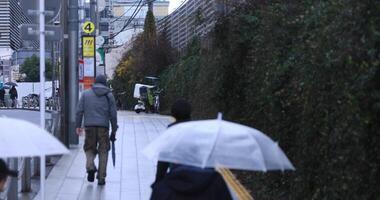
{"left": 0, "top": 95, "right": 60, "bottom": 111}
{"left": 0, "top": 111, "right": 61, "bottom": 200}
{"left": 21, "top": 96, "right": 60, "bottom": 111}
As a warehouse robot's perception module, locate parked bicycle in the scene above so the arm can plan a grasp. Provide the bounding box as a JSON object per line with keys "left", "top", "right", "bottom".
{"left": 22, "top": 94, "right": 39, "bottom": 109}
{"left": 133, "top": 76, "right": 163, "bottom": 114}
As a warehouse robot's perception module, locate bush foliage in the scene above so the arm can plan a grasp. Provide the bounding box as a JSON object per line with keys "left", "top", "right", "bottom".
{"left": 20, "top": 55, "right": 53, "bottom": 82}
{"left": 159, "top": 1, "right": 380, "bottom": 199}
{"left": 112, "top": 11, "right": 174, "bottom": 109}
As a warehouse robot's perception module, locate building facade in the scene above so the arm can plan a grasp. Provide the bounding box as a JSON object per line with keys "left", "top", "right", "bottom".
{"left": 0, "top": 0, "right": 31, "bottom": 50}
{"left": 110, "top": 0, "right": 169, "bottom": 45}
{"left": 157, "top": 0, "right": 242, "bottom": 50}
{"left": 105, "top": 0, "right": 170, "bottom": 76}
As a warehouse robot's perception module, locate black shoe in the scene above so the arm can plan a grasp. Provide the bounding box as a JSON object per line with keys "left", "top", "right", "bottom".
{"left": 98, "top": 179, "right": 106, "bottom": 186}
{"left": 87, "top": 170, "right": 96, "bottom": 182}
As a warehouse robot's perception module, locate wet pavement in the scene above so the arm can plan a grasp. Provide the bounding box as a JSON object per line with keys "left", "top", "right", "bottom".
{"left": 33, "top": 111, "right": 172, "bottom": 200}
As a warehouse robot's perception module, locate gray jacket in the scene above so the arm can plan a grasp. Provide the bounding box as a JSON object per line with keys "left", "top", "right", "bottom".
{"left": 75, "top": 83, "right": 118, "bottom": 132}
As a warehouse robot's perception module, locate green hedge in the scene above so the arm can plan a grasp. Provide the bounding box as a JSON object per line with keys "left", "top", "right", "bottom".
{"left": 159, "top": 1, "right": 380, "bottom": 199}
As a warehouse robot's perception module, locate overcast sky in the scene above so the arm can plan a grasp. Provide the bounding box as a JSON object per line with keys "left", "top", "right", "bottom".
{"left": 169, "top": 0, "right": 183, "bottom": 13}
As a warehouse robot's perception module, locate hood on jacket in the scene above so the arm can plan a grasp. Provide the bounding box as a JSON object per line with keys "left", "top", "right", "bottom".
{"left": 92, "top": 83, "right": 110, "bottom": 96}
{"left": 165, "top": 165, "right": 217, "bottom": 194}
{"left": 95, "top": 74, "right": 107, "bottom": 86}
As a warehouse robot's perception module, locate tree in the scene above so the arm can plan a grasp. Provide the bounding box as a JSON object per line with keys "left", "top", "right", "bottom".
{"left": 20, "top": 55, "right": 53, "bottom": 82}
{"left": 143, "top": 10, "right": 157, "bottom": 44}
{"left": 112, "top": 10, "right": 176, "bottom": 110}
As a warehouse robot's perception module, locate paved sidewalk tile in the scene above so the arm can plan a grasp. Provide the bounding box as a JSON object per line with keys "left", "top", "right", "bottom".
{"left": 34, "top": 111, "right": 171, "bottom": 200}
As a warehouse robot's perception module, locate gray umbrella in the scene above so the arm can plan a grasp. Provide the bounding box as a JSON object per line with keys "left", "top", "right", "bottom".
{"left": 5, "top": 81, "right": 18, "bottom": 87}
{"left": 112, "top": 140, "right": 116, "bottom": 167}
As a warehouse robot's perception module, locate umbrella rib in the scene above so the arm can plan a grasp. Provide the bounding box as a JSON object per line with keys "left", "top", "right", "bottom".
{"left": 202, "top": 122, "right": 222, "bottom": 168}
{"left": 248, "top": 132, "right": 267, "bottom": 171}
{"left": 274, "top": 142, "right": 285, "bottom": 171}
{"left": 167, "top": 125, "right": 187, "bottom": 163}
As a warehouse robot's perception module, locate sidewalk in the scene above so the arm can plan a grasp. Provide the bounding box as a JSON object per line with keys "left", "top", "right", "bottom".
{"left": 34, "top": 111, "right": 171, "bottom": 200}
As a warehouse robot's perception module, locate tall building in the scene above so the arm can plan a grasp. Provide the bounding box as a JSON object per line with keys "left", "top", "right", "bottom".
{"left": 110, "top": 0, "right": 169, "bottom": 45}
{"left": 81, "top": 0, "right": 112, "bottom": 37}
{"left": 105, "top": 0, "right": 169, "bottom": 76}
{"left": 0, "top": 0, "right": 31, "bottom": 50}
{"left": 157, "top": 0, "right": 241, "bottom": 50}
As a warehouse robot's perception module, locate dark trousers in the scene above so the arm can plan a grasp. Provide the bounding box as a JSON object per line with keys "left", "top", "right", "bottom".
{"left": 84, "top": 127, "right": 110, "bottom": 180}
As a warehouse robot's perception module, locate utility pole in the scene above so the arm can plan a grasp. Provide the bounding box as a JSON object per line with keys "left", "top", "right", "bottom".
{"left": 60, "top": 0, "right": 69, "bottom": 146}
{"left": 90, "top": 0, "right": 97, "bottom": 35}
{"left": 68, "top": 0, "right": 79, "bottom": 144}
{"left": 39, "top": 1, "right": 47, "bottom": 198}
{"left": 51, "top": 42, "right": 55, "bottom": 109}
{"left": 90, "top": 0, "right": 98, "bottom": 78}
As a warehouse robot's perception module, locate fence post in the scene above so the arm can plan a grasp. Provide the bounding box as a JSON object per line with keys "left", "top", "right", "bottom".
{"left": 33, "top": 157, "right": 40, "bottom": 176}
{"left": 7, "top": 158, "right": 18, "bottom": 200}
{"left": 21, "top": 158, "right": 31, "bottom": 192}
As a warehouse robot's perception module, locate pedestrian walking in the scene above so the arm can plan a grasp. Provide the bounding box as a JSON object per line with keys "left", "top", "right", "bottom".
{"left": 149, "top": 100, "right": 231, "bottom": 200}
{"left": 150, "top": 164, "right": 232, "bottom": 200}
{"left": 0, "top": 159, "right": 18, "bottom": 192}
{"left": 0, "top": 87, "right": 5, "bottom": 107}
{"left": 9, "top": 86, "right": 17, "bottom": 108}
{"left": 151, "top": 99, "right": 192, "bottom": 188}
{"left": 75, "top": 75, "right": 118, "bottom": 186}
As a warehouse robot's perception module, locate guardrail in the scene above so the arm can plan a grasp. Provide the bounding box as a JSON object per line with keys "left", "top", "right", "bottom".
{"left": 0, "top": 110, "right": 61, "bottom": 200}
{"left": 0, "top": 96, "right": 60, "bottom": 111}
{"left": 21, "top": 96, "right": 60, "bottom": 111}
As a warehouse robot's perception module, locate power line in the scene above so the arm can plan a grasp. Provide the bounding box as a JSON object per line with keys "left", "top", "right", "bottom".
{"left": 109, "top": 0, "right": 139, "bottom": 24}
{"left": 157, "top": 0, "right": 188, "bottom": 24}
{"left": 108, "top": 0, "right": 144, "bottom": 40}
{"left": 105, "top": 0, "right": 161, "bottom": 48}
{"left": 110, "top": 0, "right": 161, "bottom": 37}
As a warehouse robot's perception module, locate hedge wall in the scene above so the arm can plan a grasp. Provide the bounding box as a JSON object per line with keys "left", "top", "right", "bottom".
{"left": 159, "top": 1, "right": 380, "bottom": 199}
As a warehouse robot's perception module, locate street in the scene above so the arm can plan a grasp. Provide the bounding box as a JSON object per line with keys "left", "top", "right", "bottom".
{"left": 0, "top": 109, "right": 171, "bottom": 200}
{"left": 32, "top": 111, "right": 171, "bottom": 200}
{"left": 0, "top": 0, "right": 377, "bottom": 199}
{"left": 0, "top": 109, "right": 51, "bottom": 126}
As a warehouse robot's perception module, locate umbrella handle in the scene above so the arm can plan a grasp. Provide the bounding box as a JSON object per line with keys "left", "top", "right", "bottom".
{"left": 216, "top": 166, "right": 254, "bottom": 200}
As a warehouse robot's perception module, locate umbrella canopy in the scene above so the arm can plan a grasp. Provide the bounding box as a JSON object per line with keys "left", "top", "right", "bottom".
{"left": 0, "top": 117, "right": 69, "bottom": 200}
{"left": 4, "top": 81, "right": 18, "bottom": 87}
{"left": 1, "top": 84, "right": 11, "bottom": 89}
{"left": 0, "top": 117, "right": 69, "bottom": 157}
{"left": 143, "top": 116, "right": 295, "bottom": 172}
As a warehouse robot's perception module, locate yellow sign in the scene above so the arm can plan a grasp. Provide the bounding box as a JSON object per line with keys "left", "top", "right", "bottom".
{"left": 82, "top": 21, "right": 95, "bottom": 34}
{"left": 82, "top": 36, "right": 95, "bottom": 57}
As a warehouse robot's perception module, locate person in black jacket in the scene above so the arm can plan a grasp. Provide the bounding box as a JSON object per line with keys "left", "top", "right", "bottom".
{"left": 9, "top": 86, "right": 17, "bottom": 108}
{"left": 152, "top": 99, "right": 192, "bottom": 188}
{"left": 0, "top": 159, "right": 17, "bottom": 192}
{"left": 0, "top": 88, "right": 5, "bottom": 107}
{"left": 150, "top": 164, "right": 232, "bottom": 200}
{"left": 150, "top": 100, "right": 232, "bottom": 200}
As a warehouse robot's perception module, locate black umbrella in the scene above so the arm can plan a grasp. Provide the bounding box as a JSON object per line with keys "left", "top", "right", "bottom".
{"left": 5, "top": 82, "right": 18, "bottom": 87}
{"left": 2, "top": 85, "right": 11, "bottom": 89}
{"left": 111, "top": 140, "right": 116, "bottom": 167}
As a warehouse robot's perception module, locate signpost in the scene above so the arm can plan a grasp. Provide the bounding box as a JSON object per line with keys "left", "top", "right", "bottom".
{"left": 96, "top": 48, "right": 105, "bottom": 75}
{"left": 82, "top": 36, "right": 95, "bottom": 57}
{"left": 82, "top": 21, "right": 95, "bottom": 34}
{"left": 82, "top": 30, "right": 96, "bottom": 89}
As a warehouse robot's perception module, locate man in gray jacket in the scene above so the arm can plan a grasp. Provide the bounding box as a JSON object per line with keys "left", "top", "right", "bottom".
{"left": 75, "top": 75, "right": 118, "bottom": 185}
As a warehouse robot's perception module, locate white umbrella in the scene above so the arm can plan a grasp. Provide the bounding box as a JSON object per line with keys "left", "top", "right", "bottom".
{"left": 0, "top": 117, "right": 69, "bottom": 200}
{"left": 143, "top": 114, "right": 295, "bottom": 171}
